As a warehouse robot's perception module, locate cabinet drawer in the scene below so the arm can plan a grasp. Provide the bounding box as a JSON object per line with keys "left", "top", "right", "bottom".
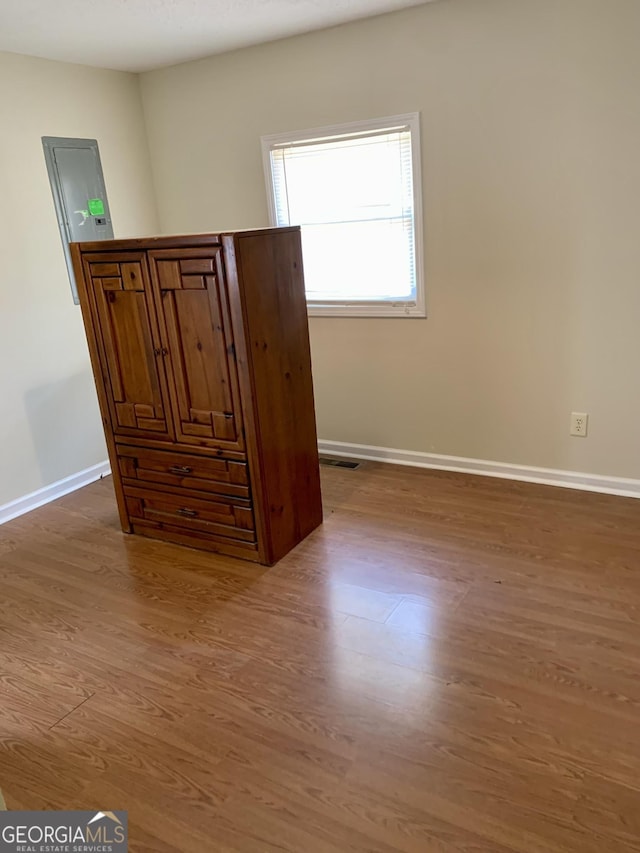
{"left": 118, "top": 445, "right": 249, "bottom": 499}
{"left": 124, "top": 486, "right": 256, "bottom": 543}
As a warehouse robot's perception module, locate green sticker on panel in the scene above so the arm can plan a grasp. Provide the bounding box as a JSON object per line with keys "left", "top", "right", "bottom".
{"left": 88, "top": 198, "right": 105, "bottom": 216}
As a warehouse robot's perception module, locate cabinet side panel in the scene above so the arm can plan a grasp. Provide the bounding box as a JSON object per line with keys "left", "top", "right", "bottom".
{"left": 233, "top": 230, "right": 322, "bottom": 563}
{"left": 70, "top": 243, "right": 131, "bottom": 532}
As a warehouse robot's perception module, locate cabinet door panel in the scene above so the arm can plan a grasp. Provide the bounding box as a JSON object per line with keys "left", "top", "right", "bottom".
{"left": 83, "top": 252, "right": 173, "bottom": 440}
{"left": 149, "top": 248, "right": 244, "bottom": 451}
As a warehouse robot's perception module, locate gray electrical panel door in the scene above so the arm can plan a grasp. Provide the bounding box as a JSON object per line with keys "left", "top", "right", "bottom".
{"left": 43, "top": 136, "right": 114, "bottom": 303}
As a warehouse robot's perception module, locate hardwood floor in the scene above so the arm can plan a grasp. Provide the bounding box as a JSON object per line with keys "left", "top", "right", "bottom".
{"left": 1, "top": 462, "right": 640, "bottom": 851}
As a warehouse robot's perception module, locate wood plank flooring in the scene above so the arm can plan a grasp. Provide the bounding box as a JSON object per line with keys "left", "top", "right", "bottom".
{"left": 1, "top": 462, "right": 640, "bottom": 851}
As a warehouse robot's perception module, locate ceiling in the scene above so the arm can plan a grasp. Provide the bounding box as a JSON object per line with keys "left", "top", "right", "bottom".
{"left": 0, "top": 0, "right": 438, "bottom": 74}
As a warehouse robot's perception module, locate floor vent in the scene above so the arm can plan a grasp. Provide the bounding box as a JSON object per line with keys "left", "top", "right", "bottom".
{"left": 319, "top": 457, "right": 361, "bottom": 470}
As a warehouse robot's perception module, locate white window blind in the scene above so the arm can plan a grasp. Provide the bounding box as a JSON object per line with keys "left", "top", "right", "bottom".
{"left": 262, "top": 114, "right": 424, "bottom": 317}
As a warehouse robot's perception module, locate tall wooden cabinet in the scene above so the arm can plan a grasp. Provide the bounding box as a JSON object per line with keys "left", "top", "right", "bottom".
{"left": 71, "top": 227, "right": 322, "bottom": 566}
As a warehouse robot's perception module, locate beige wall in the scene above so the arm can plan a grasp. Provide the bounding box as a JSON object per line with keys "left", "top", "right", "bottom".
{"left": 0, "top": 52, "right": 158, "bottom": 506}
{"left": 140, "top": 0, "right": 640, "bottom": 480}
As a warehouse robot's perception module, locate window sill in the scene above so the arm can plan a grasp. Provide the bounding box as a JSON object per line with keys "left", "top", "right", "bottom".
{"left": 307, "top": 303, "right": 426, "bottom": 319}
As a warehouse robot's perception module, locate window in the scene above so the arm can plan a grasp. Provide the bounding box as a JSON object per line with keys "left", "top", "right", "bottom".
{"left": 261, "top": 113, "right": 424, "bottom": 318}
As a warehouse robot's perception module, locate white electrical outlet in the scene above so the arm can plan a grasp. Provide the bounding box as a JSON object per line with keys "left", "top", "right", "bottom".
{"left": 570, "top": 412, "right": 589, "bottom": 437}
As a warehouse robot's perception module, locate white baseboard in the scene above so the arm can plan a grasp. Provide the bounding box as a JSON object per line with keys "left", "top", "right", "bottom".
{"left": 2, "top": 442, "right": 637, "bottom": 528}
{"left": 318, "top": 440, "right": 640, "bottom": 500}
{"left": 0, "top": 461, "right": 111, "bottom": 525}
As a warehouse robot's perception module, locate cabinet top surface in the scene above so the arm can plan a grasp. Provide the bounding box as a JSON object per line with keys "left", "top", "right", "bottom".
{"left": 71, "top": 226, "right": 300, "bottom": 253}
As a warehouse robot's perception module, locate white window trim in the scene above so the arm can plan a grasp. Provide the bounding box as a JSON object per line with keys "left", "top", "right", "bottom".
{"left": 261, "top": 113, "right": 426, "bottom": 319}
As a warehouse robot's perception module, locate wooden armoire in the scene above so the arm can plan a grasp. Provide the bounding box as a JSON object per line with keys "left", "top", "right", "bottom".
{"left": 71, "top": 227, "right": 322, "bottom": 566}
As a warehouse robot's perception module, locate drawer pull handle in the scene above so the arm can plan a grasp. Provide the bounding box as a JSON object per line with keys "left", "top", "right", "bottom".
{"left": 169, "top": 465, "right": 192, "bottom": 475}
{"left": 177, "top": 507, "right": 198, "bottom": 518}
